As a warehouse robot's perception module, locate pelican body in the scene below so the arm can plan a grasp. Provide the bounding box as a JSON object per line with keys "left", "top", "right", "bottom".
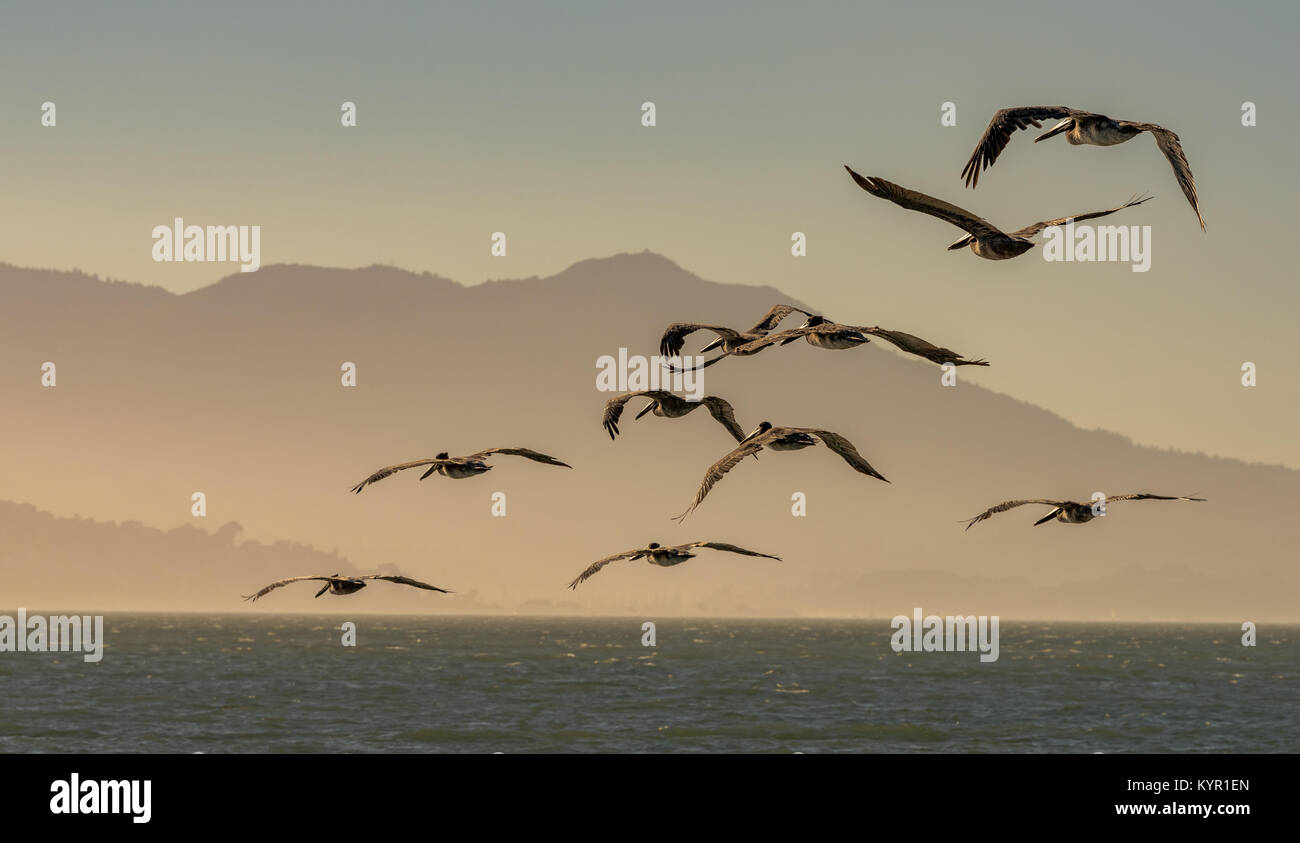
{"left": 424, "top": 452, "right": 491, "bottom": 479}
{"left": 319, "top": 577, "right": 367, "bottom": 596}
{"left": 1045, "top": 502, "right": 1101, "bottom": 525}
{"left": 764, "top": 430, "right": 818, "bottom": 451}
{"left": 1046, "top": 115, "right": 1141, "bottom": 147}
{"left": 954, "top": 234, "right": 1036, "bottom": 261}
{"left": 567, "top": 540, "right": 781, "bottom": 589}
{"left": 784, "top": 317, "right": 871, "bottom": 350}
{"left": 645, "top": 543, "right": 697, "bottom": 566}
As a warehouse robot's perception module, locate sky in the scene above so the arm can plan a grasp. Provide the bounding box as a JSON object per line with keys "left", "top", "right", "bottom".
{"left": 1, "top": 0, "right": 1298, "bottom": 468}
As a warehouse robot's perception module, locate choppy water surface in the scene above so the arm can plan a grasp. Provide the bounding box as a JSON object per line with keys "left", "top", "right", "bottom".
{"left": 1, "top": 615, "right": 1294, "bottom": 753}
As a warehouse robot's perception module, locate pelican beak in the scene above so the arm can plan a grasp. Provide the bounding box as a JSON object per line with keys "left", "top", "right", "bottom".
{"left": 948, "top": 237, "right": 972, "bottom": 251}
{"left": 1034, "top": 119, "right": 1073, "bottom": 142}
{"left": 634, "top": 401, "right": 657, "bottom": 420}
{"left": 699, "top": 338, "right": 723, "bottom": 353}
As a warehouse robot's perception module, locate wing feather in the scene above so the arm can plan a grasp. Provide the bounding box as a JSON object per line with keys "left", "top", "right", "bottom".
{"left": 364, "top": 574, "right": 453, "bottom": 593}
{"left": 350, "top": 459, "right": 441, "bottom": 493}
{"left": 747, "top": 304, "right": 815, "bottom": 333}
{"left": 660, "top": 323, "right": 744, "bottom": 358}
{"left": 785, "top": 428, "right": 889, "bottom": 482}
{"left": 859, "top": 327, "right": 988, "bottom": 367}
{"left": 700, "top": 397, "right": 746, "bottom": 441}
{"left": 962, "top": 499, "right": 1064, "bottom": 531}
{"left": 602, "top": 391, "right": 672, "bottom": 440}
{"left": 679, "top": 541, "right": 781, "bottom": 560}
{"left": 568, "top": 550, "right": 645, "bottom": 589}
{"left": 467, "top": 447, "right": 571, "bottom": 468}
{"left": 845, "top": 168, "right": 1006, "bottom": 239}
{"left": 243, "top": 575, "right": 334, "bottom": 602}
{"left": 1141, "top": 125, "right": 1205, "bottom": 231}
{"left": 1103, "top": 493, "right": 1207, "bottom": 504}
{"left": 673, "top": 437, "right": 769, "bottom": 521}
{"left": 960, "top": 106, "right": 1080, "bottom": 187}
{"left": 1009, "top": 194, "right": 1152, "bottom": 239}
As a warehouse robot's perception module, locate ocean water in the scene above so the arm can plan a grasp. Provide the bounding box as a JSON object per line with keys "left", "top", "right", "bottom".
{"left": 0, "top": 615, "right": 1294, "bottom": 753}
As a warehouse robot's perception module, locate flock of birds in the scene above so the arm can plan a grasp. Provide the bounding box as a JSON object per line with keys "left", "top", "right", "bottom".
{"left": 244, "top": 104, "right": 1208, "bottom": 603}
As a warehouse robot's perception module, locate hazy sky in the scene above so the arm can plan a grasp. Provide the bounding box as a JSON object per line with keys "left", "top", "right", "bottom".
{"left": 2, "top": 0, "right": 1297, "bottom": 467}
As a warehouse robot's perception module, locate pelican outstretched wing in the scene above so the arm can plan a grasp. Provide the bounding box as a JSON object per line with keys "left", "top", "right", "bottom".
{"left": 785, "top": 428, "right": 889, "bottom": 483}
{"left": 1137, "top": 124, "right": 1204, "bottom": 231}
{"left": 679, "top": 541, "right": 781, "bottom": 561}
{"left": 466, "top": 447, "right": 571, "bottom": 468}
{"left": 845, "top": 168, "right": 1006, "bottom": 240}
{"left": 659, "top": 323, "right": 745, "bottom": 358}
{"left": 351, "top": 459, "right": 442, "bottom": 493}
{"left": 960, "top": 106, "right": 1079, "bottom": 187}
{"left": 568, "top": 549, "right": 647, "bottom": 589}
{"left": 961, "top": 499, "right": 1064, "bottom": 531}
{"left": 748, "top": 304, "right": 815, "bottom": 333}
{"left": 1009, "top": 194, "right": 1152, "bottom": 239}
{"left": 859, "top": 327, "right": 989, "bottom": 367}
{"left": 243, "top": 575, "right": 335, "bottom": 602}
{"left": 700, "top": 397, "right": 746, "bottom": 441}
{"left": 674, "top": 437, "right": 770, "bottom": 522}
{"left": 728, "top": 326, "right": 816, "bottom": 356}
{"left": 1103, "top": 493, "right": 1207, "bottom": 504}
{"left": 363, "top": 574, "right": 453, "bottom": 593}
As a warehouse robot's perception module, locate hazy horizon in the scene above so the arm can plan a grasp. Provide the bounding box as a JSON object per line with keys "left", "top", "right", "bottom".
{"left": 4, "top": 254, "right": 1296, "bottom": 622}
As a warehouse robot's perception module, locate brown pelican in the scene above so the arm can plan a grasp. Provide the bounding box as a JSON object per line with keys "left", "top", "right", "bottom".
{"left": 350, "top": 447, "right": 570, "bottom": 493}
{"left": 602, "top": 390, "right": 746, "bottom": 441}
{"left": 845, "top": 167, "right": 1151, "bottom": 261}
{"left": 758, "top": 315, "right": 989, "bottom": 367}
{"left": 660, "top": 304, "right": 814, "bottom": 359}
{"left": 675, "top": 421, "right": 888, "bottom": 521}
{"left": 962, "top": 493, "right": 1206, "bottom": 530}
{"left": 567, "top": 541, "right": 780, "bottom": 589}
{"left": 243, "top": 573, "right": 452, "bottom": 602}
{"left": 960, "top": 106, "right": 1204, "bottom": 230}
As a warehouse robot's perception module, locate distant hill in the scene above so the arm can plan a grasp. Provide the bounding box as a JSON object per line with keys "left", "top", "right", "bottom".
{"left": 1, "top": 254, "right": 1296, "bottom": 620}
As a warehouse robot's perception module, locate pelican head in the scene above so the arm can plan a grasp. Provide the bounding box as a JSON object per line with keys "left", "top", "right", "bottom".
{"left": 741, "top": 421, "right": 773, "bottom": 443}
{"left": 435, "top": 452, "right": 449, "bottom": 459}
{"left": 647, "top": 542, "right": 661, "bottom": 549}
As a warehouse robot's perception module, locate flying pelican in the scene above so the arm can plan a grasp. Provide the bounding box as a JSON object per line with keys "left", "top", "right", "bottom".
{"left": 960, "top": 106, "right": 1204, "bottom": 230}
{"left": 602, "top": 390, "right": 746, "bottom": 441}
{"left": 845, "top": 167, "right": 1151, "bottom": 261}
{"left": 675, "top": 421, "right": 888, "bottom": 521}
{"left": 755, "top": 315, "right": 989, "bottom": 367}
{"left": 961, "top": 493, "right": 1206, "bottom": 530}
{"left": 243, "top": 573, "right": 452, "bottom": 602}
{"left": 350, "top": 447, "right": 570, "bottom": 493}
{"left": 567, "top": 541, "right": 780, "bottom": 589}
{"left": 660, "top": 304, "right": 814, "bottom": 360}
